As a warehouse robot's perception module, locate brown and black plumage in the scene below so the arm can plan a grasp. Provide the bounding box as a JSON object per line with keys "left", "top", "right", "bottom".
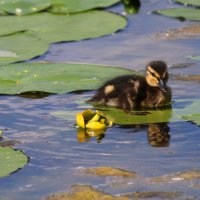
{"left": 88, "top": 61, "right": 172, "bottom": 111}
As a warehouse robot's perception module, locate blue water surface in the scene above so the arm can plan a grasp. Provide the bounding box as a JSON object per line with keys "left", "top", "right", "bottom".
{"left": 0, "top": 0, "right": 200, "bottom": 199}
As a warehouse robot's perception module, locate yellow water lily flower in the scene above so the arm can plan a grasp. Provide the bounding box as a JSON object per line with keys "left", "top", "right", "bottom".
{"left": 88, "top": 113, "right": 100, "bottom": 123}
{"left": 76, "top": 113, "right": 85, "bottom": 129}
{"left": 76, "top": 109, "right": 112, "bottom": 131}
{"left": 86, "top": 121, "right": 106, "bottom": 130}
{"left": 82, "top": 109, "right": 94, "bottom": 122}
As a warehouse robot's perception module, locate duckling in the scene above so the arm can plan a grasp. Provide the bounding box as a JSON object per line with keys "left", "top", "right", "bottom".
{"left": 88, "top": 61, "right": 172, "bottom": 111}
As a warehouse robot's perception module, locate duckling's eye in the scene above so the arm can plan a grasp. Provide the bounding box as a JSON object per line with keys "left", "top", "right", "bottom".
{"left": 148, "top": 70, "right": 157, "bottom": 78}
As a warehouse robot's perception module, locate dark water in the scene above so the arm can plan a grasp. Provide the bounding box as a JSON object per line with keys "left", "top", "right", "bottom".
{"left": 0, "top": 0, "right": 200, "bottom": 200}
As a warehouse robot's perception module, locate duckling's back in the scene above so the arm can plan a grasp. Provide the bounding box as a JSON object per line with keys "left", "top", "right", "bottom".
{"left": 88, "top": 75, "right": 147, "bottom": 111}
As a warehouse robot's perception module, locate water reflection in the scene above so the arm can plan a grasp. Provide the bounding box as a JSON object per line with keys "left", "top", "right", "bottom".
{"left": 76, "top": 122, "right": 170, "bottom": 146}
{"left": 147, "top": 122, "right": 170, "bottom": 147}
{"left": 84, "top": 101, "right": 172, "bottom": 145}
{"left": 17, "top": 91, "right": 51, "bottom": 99}
{"left": 121, "top": 0, "right": 141, "bottom": 14}
{"left": 77, "top": 128, "right": 106, "bottom": 143}
{"left": 118, "top": 122, "right": 171, "bottom": 147}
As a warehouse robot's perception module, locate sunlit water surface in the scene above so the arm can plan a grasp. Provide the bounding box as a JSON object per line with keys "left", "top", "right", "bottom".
{"left": 0, "top": 0, "right": 200, "bottom": 200}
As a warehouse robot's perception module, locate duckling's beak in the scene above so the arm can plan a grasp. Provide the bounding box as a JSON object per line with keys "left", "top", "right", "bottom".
{"left": 158, "top": 79, "right": 167, "bottom": 92}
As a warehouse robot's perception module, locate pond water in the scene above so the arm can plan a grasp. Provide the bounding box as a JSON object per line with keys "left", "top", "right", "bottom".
{"left": 0, "top": 0, "right": 200, "bottom": 200}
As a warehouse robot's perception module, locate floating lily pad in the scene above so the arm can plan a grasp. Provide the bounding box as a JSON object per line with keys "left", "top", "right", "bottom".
{"left": 187, "top": 55, "right": 200, "bottom": 60}
{"left": 0, "top": 147, "right": 28, "bottom": 178}
{"left": 180, "top": 100, "right": 200, "bottom": 125}
{"left": 182, "top": 114, "right": 200, "bottom": 125}
{"left": 0, "top": 0, "right": 120, "bottom": 15}
{"left": 177, "top": 99, "right": 200, "bottom": 116}
{"left": 155, "top": 7, "right": 200, "bottom": 21}
{"left": 0, "top": 0, "right": 51, "bottom": 16}
{"left": 0, "top": 50, "right": 18, "bottom": 58}
{"left": 0, "top": 32, "right": 49, "bottom": 65}
{"left": 174, "top": 0, "right": 200, "bottom": 7}
{"left": 0, "top": 11, "right": 127, "bottom": 44}
{"left": 49, "top": 0, "right": 120, "bottom": 14}
{"left": 0, "top": 62, "right": 134, "bottom": 94}
{"left": 0, "top": 11, "right": 126, "bottom": 64}
{"left": 94, "top": 99, "right": 200, "bottom": 125}
{"left": 100, "top": 107, "right": 174, "bottom": 125}
{"left": 98, "top": 99, "right": 200, "bottom": 125}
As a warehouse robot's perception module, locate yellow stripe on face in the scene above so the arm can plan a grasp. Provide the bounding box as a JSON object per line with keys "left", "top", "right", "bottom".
{"left": 147, "top": 66, "right": 160, "bottom": 79}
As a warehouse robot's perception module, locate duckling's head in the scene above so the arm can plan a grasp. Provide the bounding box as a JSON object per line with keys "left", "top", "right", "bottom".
{"left": 146, "top": 61, "right": 169, "bottom": 92}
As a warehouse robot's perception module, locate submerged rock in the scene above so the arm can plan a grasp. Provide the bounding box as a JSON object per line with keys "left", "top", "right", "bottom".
{"left": 149, "top": 170, "right": 200, "bottom": 183}
{"left": 44, "top": 185, "right": 128, "bottom": 200}
{"left": 44, "top": 185, "right": 184, "bottom": 200}
{"left": 78, "top": 166, "right": 137, "bottom": 178}
{"left": 175, "top": 170, "right": 200, "bottom": 180}
{"left": 125, "top": 191, "right": 182, "bottom": 199}
{"left": 173, "top": 75, "right": 200, "bottom": 82}
{"left": 155, "top": 24, "right": 200, "bottom": 40}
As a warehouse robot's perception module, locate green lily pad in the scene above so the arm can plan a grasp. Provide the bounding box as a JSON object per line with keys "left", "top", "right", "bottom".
{"left": 155, "top": 7, "right": 200, "bottom": 21}
{"left": 99, "top": 107, "right": 174, "bottom": 125}
{"left": 174, "top": 0, "right": 200, "bottom": 7}
{"left": 179, "top": 100, "right": 200, "bottom": 125}
{"left": 0, "top": 32, "right": 49, "bottom": 65}
{"left": 182, "top": 114, "right": 200, "bottom": 125}
{"left": 0, "top": 11, "right": 127, "bottom": 43}
{"left": 0, "top": 0, "right": 51, "bottom": 16}
{"left": 0, "top": 0, "right": 120, "bottom": 15}
{"left": 187, "top": 55, "right": 200, "bottom": 60}
{"left": 176, "top": 99, "right": 200, "bottom": 116}
{"left": 0, "top": 50, "right": 18, "bottom": 58}
{"left": 0, "top": 147, "right": 28, "bottom": 178}
{"left": 49, "top": 0, "right": 120, "bottom": 14}
{"left": 98, "top": 99, "right": 200, "bottom": 125}
{"left": 0, "top": 62, "right": 134, "bottom": 94}
{"left": 0, "top": 11, "right": 126, "bottom": 64}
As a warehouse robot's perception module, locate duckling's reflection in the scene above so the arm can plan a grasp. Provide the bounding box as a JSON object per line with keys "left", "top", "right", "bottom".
{"left": 117, "top": 122, "right": 170, "bottom": 147}
{"left": 147, "top": 123, "right": 170, "bottom": 147}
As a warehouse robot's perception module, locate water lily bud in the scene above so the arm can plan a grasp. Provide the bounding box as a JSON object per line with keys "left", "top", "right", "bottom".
{"left": 76, "top": 113, "right": 85, "bottom": 129}
{"left": 88, "top": 113, "right": 100, "bottom": 123}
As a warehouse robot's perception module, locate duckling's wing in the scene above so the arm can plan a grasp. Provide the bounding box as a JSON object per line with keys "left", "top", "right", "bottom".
{"left": 88, "top": 75, "right": 146, "bottom": 111}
